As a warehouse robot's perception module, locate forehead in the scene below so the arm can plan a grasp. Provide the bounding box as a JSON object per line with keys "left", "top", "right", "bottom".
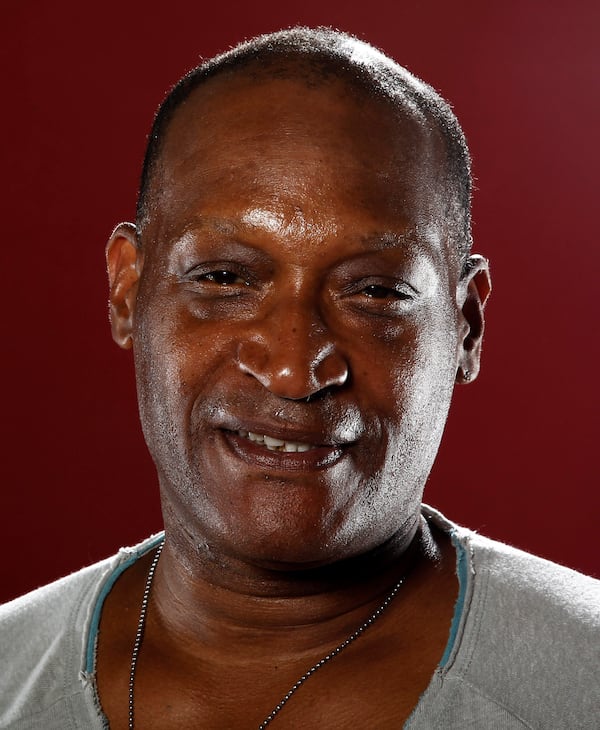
{"left": 147, "top": 68, "right": 452, "bottom": 267}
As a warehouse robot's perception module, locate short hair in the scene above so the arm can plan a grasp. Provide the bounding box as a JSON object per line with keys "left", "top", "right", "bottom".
{"left": 136, "top": 27, "right": 473, "bottom": 264}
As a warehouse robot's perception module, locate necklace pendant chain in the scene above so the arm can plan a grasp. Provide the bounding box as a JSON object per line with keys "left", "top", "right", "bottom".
{"left": 128, "top": 538, "right": 404, "bottom": 729}
{"left": 257, "top": 575, "right": 404, "bottom": 728}
{"left": 128, "top": 539, "right": 164, "bottom": 730}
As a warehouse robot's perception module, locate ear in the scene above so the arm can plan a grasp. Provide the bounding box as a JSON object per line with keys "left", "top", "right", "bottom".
{"left": 105, "top": 222, "right": 143, "bottom": 350}
{"left": 456, "top": 254, "right": 491, "bottom": 384}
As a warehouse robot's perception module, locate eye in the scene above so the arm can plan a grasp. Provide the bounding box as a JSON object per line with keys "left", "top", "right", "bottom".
{"left": 183, "top": 263, "right": 255, "bottom": 300}
{"left": 340, "top": 277, "right": 417, "bottom": 317}
{"left": 198, "top": 270, "right": 248, "bottom": 286}
{"left": 362, "top": 284, "right": 410, "bottom": 300}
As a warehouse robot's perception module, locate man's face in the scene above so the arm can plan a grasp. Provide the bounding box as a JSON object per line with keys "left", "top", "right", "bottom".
{"left": 125, "top": 72, "right": 469, "bottom": 568}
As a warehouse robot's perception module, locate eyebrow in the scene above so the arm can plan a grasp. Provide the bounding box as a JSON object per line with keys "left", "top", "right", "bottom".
{"left": 358, "top": 231, "right": 419, "bottom": 251}
{"left": 356, "top": 225, "right": 446, "bottom": 264}
{"left": 175, "top": 216, "right": 238, "bottom": 239}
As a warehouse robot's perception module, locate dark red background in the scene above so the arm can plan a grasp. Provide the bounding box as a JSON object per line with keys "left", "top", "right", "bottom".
{"left": 2, "top": 0, "right": 598, "bottom": 603}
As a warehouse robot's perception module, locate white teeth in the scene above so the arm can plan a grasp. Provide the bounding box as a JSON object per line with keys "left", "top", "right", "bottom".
{"left": 239, "top": 430, "right": 315, "bottom": 452}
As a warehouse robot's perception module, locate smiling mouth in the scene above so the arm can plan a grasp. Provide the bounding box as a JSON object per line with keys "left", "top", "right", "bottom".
{"left": 237, "top": 430, "right": 315, "bottom": 452}
{"left": 223, "top": 427, "right": 347, "bottom": 471}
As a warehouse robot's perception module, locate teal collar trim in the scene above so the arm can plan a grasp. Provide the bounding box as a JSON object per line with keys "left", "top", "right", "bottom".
{"left": 439, "top": 532, "right": 469, "bottom": 668}
{"left": 85, "top": 533, "right": 165, "bottom": 674}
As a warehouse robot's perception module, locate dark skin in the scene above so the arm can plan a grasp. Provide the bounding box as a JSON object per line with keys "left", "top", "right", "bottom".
{"left": 97, "top": 523, "right": 457, "bottom": 728}
{"left": 100, "top": 67, "right": 490, "bottom": 728}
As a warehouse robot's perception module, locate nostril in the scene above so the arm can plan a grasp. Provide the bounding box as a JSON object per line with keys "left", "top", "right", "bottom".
{"left": 316, "top": 352, "right": 348, "bottom": 385}
{"left": 236, "top": 339, "right": 269, "bottom": 379}
{"left": 236, "top": 332, "right": 349, "bottom": 400}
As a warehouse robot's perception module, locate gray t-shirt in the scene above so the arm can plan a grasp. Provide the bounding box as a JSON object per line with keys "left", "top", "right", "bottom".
{"left": 1, "top": 507, "right": 598, "bottom": 729}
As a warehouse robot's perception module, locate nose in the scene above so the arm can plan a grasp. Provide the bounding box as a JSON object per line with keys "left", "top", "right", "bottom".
{"left": 236, "top": 300, "right": 349, "bottom": 400}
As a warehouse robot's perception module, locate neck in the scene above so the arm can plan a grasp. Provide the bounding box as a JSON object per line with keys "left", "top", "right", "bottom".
{"left": 147, "top": 515, "right": 439, "bottom": 659}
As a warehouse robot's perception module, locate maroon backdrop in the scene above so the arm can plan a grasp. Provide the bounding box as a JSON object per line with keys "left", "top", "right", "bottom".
{"left": 2, "top": 0, "right": 598, "bottom": 603}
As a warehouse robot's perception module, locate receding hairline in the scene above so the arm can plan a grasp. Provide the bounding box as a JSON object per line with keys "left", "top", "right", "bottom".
{"left": 147, "top": 58, "right": 435, "bottom": 198}
{"left": 136, "top": 28, "right": 473, "bottom": 263}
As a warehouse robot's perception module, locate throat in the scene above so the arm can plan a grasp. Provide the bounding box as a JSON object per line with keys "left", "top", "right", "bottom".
{"left": 130, "top": 541, "right": 409, "bottom": 730}
{"left": 146, "top": 515, "right": 434, "bottom": 654}
{"left": 95, "top": 522, "right": 458, "bottom": 730}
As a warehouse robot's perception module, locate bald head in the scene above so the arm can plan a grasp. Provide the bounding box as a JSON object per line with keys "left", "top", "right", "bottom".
{"left": 136, "top": 28, "right": 472, "bottom": 264}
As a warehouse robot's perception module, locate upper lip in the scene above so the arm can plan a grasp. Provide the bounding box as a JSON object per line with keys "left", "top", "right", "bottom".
{"left": 217, "top": 417, "right": 358, "bottom": 448}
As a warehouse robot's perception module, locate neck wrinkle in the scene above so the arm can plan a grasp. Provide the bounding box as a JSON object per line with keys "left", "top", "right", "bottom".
{"left": 147, "top": 517, "right": 431, "bottom": 660}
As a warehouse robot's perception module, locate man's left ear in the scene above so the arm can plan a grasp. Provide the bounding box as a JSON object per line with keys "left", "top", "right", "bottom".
{"left": 456, "top": 254, "right": 491, "bottom": 384}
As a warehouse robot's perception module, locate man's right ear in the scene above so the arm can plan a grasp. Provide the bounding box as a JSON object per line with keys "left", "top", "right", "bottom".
{"left": 105, "top": 222, "right": 143, "bottom": 349}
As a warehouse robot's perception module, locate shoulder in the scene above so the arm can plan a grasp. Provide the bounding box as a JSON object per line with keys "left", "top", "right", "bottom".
{"left": 466, "top": 529, "right": 599, "bottom": 624}
{"left": 0, "top": 535, "right": 162, "bottom": 729}
{"left": 1, "top": 556, "right": 113, "bottom": 629}
{"left": 439, "top": 513, "right": 599, "bottom": 728}
{"left": 424, "top": 505, "right": 599, "bottom": 625}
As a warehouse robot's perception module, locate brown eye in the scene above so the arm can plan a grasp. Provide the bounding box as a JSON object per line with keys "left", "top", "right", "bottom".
{"left": 363, "top": 285, "right": 408, "bottom": 299}
{"left": 201, "top": 270, "right": 245, "bottom": 286}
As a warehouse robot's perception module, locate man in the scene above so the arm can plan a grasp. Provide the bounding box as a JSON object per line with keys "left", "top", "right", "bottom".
{"left": 1, "top": 27, "right": 598, "bottom": 730}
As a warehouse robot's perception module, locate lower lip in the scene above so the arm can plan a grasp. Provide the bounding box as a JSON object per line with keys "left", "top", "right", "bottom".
{"left": 221, "top": 430, "right": 346, "bottom": 472}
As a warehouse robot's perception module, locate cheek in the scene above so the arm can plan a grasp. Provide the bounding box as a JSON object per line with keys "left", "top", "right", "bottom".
{"left": 395, "top": 336, "right": 458, "bottom": 467}
{"left": 136, "top": 296, "right": 217, "bottom": 387}
{"left": 133, "top": 297, "right": 252, "bottom": 463}
{"left": 361, "top": 308, "right": 459, "bottom": 449}
{"left": 133, "top": 304, "right": 204, "bottom": 451}
{"left": 355, "top": 308, "right": 457, "bottom": 394}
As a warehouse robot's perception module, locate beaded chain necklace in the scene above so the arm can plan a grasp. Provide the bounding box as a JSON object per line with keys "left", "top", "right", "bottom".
{"left": 128, "top": 539, "right": 404, "bottom": 729}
